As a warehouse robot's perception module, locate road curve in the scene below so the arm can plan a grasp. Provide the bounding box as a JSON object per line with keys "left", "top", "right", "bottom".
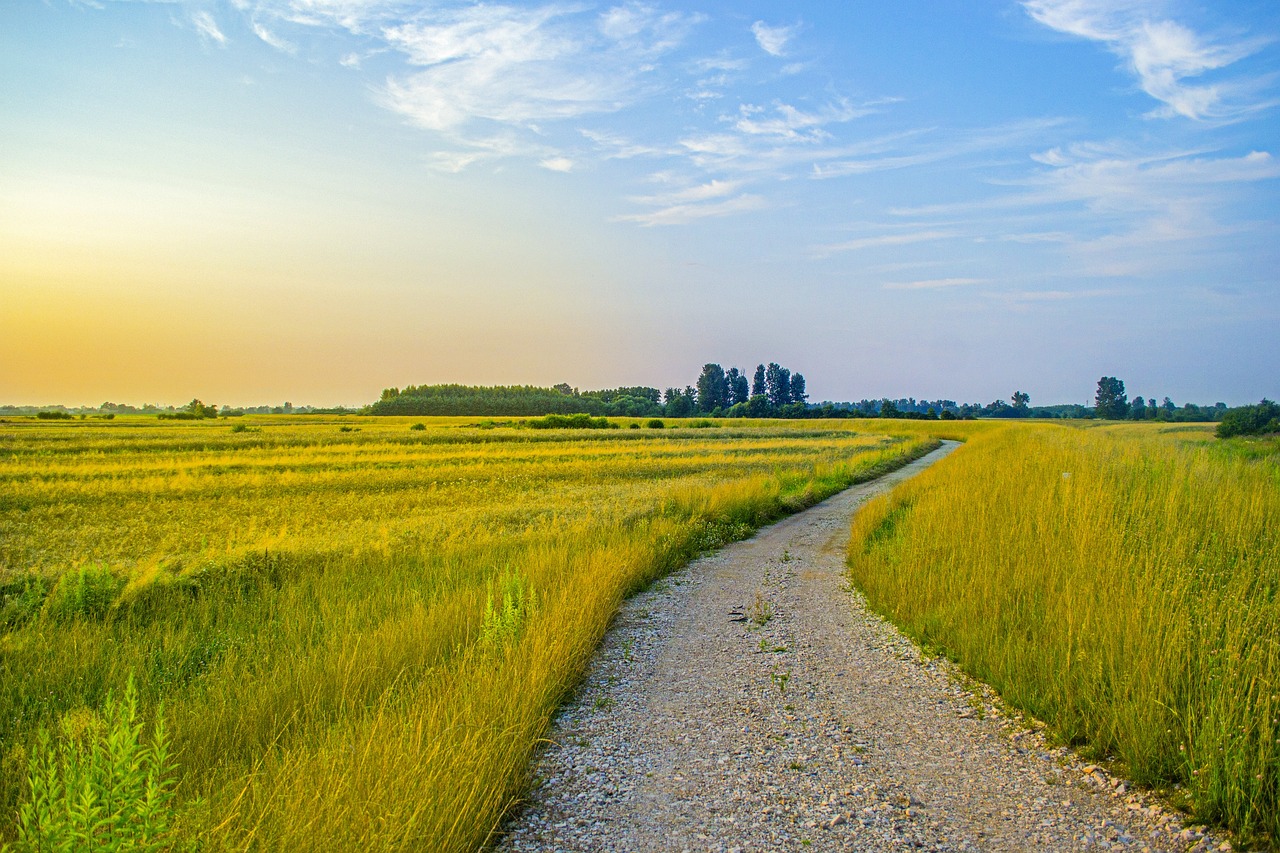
{"left": 498, "top": 441, "right": 1217, "bottom": 852}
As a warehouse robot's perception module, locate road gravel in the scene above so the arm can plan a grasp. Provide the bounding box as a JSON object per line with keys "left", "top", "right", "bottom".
{"left": 499, "top": 442, "right": 1224, "bottom": 852}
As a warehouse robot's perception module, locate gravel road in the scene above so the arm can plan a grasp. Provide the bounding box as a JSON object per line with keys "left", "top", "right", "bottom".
{"left": 498, "top": 442, "right": 1225, "bottom": 852}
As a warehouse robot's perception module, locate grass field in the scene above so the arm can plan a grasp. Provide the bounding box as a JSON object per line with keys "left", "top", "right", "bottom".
{"left": 847, "top": 421, "right": 1280, "bottom": 845}
{"left": 0, "top": 415, "right": 935, "bottom": 850}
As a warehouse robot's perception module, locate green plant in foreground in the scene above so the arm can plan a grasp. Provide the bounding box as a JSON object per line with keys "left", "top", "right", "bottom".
{"left": 11, "top": 676, "right": 177, "bottom": 852}
{"left": 479, "top": 571, "right": 535, "bottom": 647}
{"left": 770, "top": 670, "right": 790, "bottom": 697}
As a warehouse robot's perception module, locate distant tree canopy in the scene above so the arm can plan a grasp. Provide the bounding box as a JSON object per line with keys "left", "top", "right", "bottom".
{"left": 1216, "top": 400, "right": 1280, "bottom": 438}
{"left": 370, "top": 384, "right": 665, "bottom": 417}
{"left": 364, "top": 370, "right": 1242, "bottom": 423}
{"left": 371, "top": 361, "right": 814, "bottom": 418}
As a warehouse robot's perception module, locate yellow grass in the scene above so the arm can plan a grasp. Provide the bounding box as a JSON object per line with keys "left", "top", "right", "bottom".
{"left": 0, "top": 415, "right": 935, "bottom": 849}
{"left": 848, "top": 421, "right": 1280, "bottom": 844}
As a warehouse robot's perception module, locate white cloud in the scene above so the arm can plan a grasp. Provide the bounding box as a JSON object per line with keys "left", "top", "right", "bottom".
{"left": 813, "top": 230, "right": 959, "bottom": 257}
{"left": 629, "top": 178, "right": 743, "bottom": 206}
{"left": 883, "top": 277, "right": 985, "bottom": 291}
{"left": 252, "top": 21, "right": 296, "bottom": 53}
{"left": 192, "top": 10, "right": 227, "bottom": 46}
{"left": 613, "top": 193, "right": 767, "bottom": 226}
{"left": 1022, "top": 0, "right": 1274, "bottom": 121}
{"left": 373, "top": 2, "right": 700, "bottom": 171}
{"left": 751, "top": 21, "right": 799, "bottom": 57}
{"left": 540, "top": 156, "right": 575, "bottom": 172}
{"left": 247, "top": 0, "right": 406, "bottom": 33}
{"left": 733, "top": 100, "right": 865, "bottom": 142}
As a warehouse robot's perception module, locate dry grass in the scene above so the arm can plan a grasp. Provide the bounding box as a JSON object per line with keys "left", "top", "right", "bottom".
{"left": 848, "top": 421, "right": 1279, "bottom": 845}
{"left": 0, "top": 415, "right": 934, "bottom": 849}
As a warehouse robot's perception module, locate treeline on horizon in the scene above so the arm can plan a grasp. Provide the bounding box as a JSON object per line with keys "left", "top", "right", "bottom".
{"left": 368, "top": 365, "right": 1241, "bottom": 425}
{"left": 4, "top": 372, "right": 1269, "bottom": 433}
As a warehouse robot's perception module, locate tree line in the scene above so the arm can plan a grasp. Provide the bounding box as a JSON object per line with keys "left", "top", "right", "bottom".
{"left": 370, "top": 362, "right": 810, "bottom": 418}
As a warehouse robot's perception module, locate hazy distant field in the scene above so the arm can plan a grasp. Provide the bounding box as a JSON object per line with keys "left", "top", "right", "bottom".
{"left": 848, "top": 422, "right": 1280, "bottom": 845}
{"left": 0, "top": 415, "right": 934, "bottom": 850}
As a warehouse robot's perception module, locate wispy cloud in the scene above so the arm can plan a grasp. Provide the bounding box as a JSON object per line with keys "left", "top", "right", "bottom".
{"left": 888, "top": 143, "right": 1280, "bottom": 280}
{"left": 812, "top": 229, "right": 959, "bottom": 258}
{"left": 192, "top": 10, "right": 228, "bottom": 46}
{"left": 540, "top": 156, "right": 575, "bottom": 172}
{"left": 628, "top": 178, "right": 744, "bottom": 206}
{"left": 613, "top": 192, "right": 766, "bottom": 226}
{"left": 733, "top": 99, "right": 867, "bottom": 142}
{"left": 1022, "top": 0, "right": 1275, "bottom": 121}
{"left": 370, "top": 2, "right": 704, "bottom": 170}
{"left": 751, "top": 21, "right": 799, "bottom": 57}
{"left": 883, "top": 277, "right": 985, "bottom": 291}
{"left": 251, "top": 21, "right": 296, "bottom": 53}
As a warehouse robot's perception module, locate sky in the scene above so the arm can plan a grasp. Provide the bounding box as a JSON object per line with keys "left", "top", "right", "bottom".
{"left": 2, "top": 0, "right": 1278, "bottom": 408}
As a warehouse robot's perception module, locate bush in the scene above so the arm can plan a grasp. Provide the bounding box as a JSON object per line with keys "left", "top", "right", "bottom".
{"left": 524, "top": 414, "right": 616, "bottom": 430}
{"left": 646, "top": 419, "right": 664, "bottom": 429}
{"left": 42, "top": 565, "right": 125, "bottom": 622}
{"left": 409, "top": 423, "right": 427, "bottom": 431}
{"left": 14, "top": 676, "right": 177, "bottom": 852}
{"left": 35, "top": 411, "right": 73, "bottom": 420}
{"left": 230, "top": 423, "right": 248, "bottom": 433}
{"left": 1216, "top": 399, "right": 1280, "bottom": 438}
{"left": 688, "top": 419, "right": 718, "bottom": 429}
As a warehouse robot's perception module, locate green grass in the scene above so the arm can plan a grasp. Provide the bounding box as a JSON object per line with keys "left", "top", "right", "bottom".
{"left": 848, "top": 423, "right": 1279, "bottom": 846}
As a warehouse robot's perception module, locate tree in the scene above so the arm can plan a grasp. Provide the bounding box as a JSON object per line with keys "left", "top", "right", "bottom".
{"left": 695, "top": 363, "right": 728, "bottom": 413}
{"left": 745, "top": 394, "right": 772, "bottom": 417}
{"left": 879, "top": 399, "right": 900, "bottom": 418}
{"left": 552, "top": 383, "right": 574, "bottom": 396}
{"left": 726, "top": 367, "right": 749, "bottom": 407}
{"left": 764, "top": 363, "right": 791, "bottom": 407}
{"left": 1130, "top": 396, "right": 1146, "bottom": 420}
{"left": 751, "top": 364, "right": 767, "bottom": 398}
{"left": 724, "top": 367, "right": 741, "bottom": 406}
{"left": 790, "top": 373, "right": 807, "bottom": 404}
{"left": 185, "top": 398, "right": 218, "bottom": 419}
{"left": 1095, "top": 377, "right": 1129, "bottom": 420}
{"left": 665, "top": 388, "right": 694, "bottom": 417}
{"left": 1011, "top": 390, "right": 1030, "bottom": 412}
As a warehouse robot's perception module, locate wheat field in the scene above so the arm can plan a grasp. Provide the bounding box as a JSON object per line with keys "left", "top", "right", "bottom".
{"left": 0, "top": 415, "right": 935, "bottom": 850}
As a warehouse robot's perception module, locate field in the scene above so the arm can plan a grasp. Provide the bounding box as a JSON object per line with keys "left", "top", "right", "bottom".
{"left": 848, "top": 422, "right": 1280, "bottom": 845}
{"left": 0, "top": 415, "right": 935, "bottom": 850}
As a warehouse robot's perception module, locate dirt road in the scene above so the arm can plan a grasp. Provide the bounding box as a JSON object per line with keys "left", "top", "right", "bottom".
{"left": 499, "top": 442, "right": 1217, "bottom": 852}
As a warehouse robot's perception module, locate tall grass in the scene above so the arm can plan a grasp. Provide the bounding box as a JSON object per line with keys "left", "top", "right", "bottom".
{"left": 1, "top": 416, "right": 934, "bottom": 849}
{"left": 848, "top": 423, "right": 1279, "bottom": 844}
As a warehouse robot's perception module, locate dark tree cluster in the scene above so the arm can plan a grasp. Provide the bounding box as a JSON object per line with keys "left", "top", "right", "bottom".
{"left": 370, "top": 362, "right": 812, "bottom": 419}
{"left": 1216, "top": 400, "right": 1280, "bottom": 438}
{"left": 1090, "top": 377, "right": 1227, "bottom": 423}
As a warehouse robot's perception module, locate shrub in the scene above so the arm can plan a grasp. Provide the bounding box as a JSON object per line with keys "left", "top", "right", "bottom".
{"left": 1216, "top": 399, "right": 1280, "bottom": 438}
{"left": 688, "top": 419, "right": 718, "bottom": 429}
{"left": 14, "top": 676, "right": 177, "bottom": 852}
{"left": 35, "top": 412, "right": 73, "bottom": 420}
{"left": 409, "top": 423, "right": 427, "bottom": 431}
{"left": 646, "top": 419, "right": 664, "bottom": 429}
{"left": 230, "top": 423, "right": 248, "bottom": 433}
{"left": 524, "top": 414, "right": 615, "bottom": 430}
{"left": 42, "top": 565, "right": 124, "bottom": 622}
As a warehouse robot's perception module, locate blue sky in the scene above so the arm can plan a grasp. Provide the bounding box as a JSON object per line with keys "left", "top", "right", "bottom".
{"left": 2, "top": 0, "right": 1277, "bottom": 406}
